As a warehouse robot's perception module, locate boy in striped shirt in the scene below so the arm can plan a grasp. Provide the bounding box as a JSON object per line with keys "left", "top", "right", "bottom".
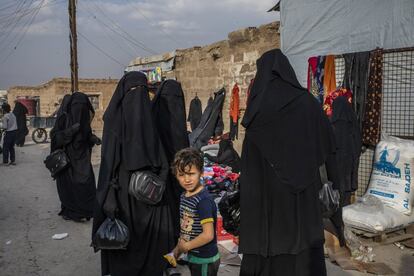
{"left": 172, "top": 148, "right": 220, "bottom": 276}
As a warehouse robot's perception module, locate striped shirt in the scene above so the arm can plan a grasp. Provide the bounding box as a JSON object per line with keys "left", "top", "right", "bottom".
{"left": 180, "top": 188, "right": 218, "bottom": 258}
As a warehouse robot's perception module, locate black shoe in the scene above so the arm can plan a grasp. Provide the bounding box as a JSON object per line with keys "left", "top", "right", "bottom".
{"left": 9, "top": 162, "right": 16, "bottom": 166}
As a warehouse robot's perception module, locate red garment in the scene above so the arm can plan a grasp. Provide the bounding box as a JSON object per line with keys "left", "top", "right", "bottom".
{"left": 323, "top": 88, "right": 353, "bottom": 117}
{"left": 230, "top": 83, "right": 240, "bottom": 123}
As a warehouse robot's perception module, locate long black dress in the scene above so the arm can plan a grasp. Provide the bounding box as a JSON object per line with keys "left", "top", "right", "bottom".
{"left": 331, "top": 96, "right": 362, "bottom": 206}
{"left": 13, "top": 102, "right": 28, "bottom": 146}
{"left": 189, "top": 88, "right": 226, "bottom": 149}
{"left": 50, "top": 92, "right": 97, "bottom": 221}
{"left": 153, "top": 79, "right": 189, "bottom": 239}
{"left": 239, "top": 50, "right": 338, "bottom": 276}
{"left": 92, "top": 72, "right": 176, "bottom": 276}
{"left": 188, "top": 96, "right": 202, "bottom": 131}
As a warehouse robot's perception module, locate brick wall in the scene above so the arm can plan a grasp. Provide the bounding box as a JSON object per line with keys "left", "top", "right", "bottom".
{"left": 174, "top": 21, "right": 280, "bottom": 152}
{"left": 7, "top": 78, "right": 118, "bottom": 131}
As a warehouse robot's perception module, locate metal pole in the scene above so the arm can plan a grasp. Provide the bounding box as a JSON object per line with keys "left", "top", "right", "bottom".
{"left": 69, "top": 0, "right": 78, "bottom": 93}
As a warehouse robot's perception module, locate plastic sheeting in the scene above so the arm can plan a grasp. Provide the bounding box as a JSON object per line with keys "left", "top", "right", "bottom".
{"left": 280, "top": 0, "right": 414, "bottom": 87}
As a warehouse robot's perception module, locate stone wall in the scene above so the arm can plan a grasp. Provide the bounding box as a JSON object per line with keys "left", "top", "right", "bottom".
{"left": 7, "top": 78, "right": 118, "bottom": 131}
{"left": 174, "top": 21, "right": 280, "bottom": 151}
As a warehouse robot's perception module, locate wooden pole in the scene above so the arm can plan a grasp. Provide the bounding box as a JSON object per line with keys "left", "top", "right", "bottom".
{"left": 68, "top": 0, "right": 78, "bottom": 93}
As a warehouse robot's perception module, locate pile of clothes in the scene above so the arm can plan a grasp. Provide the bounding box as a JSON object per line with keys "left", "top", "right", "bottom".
{"left": 200, "top": 138, "right": 241, "bottom": 195}
{"left": 202, "top": 163, "right": 239, "bottom": 195}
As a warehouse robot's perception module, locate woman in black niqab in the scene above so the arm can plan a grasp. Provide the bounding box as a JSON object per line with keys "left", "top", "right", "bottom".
{"left": 239, "top": 49, "right": 338, "bottom": 276}
{"left": 13, "top": 101, "right": 29, "bottom": 146}
{"left": 153, "top": 79, "right": 189, "bottom": 239}
{"left": 92, "top": 71, "right": 175, "bottom": 276}
{"left": 50, "top": 92, "right": 97, "bottom": 222}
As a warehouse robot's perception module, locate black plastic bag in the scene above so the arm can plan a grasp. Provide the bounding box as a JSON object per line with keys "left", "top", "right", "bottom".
{"left": 319, "top": 181, "right": 340, "bottom": 218}
{"left": 218, "top": 190, "right": 240, "bottom": 236}
{"left": 92, "top": 217, "right": 129, "bottom": 250}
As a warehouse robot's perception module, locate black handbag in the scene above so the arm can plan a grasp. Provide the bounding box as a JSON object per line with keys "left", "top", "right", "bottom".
{"left": 44, "top": 149, "right": 70, "bottom": 177}
{"left": 128, "top": 171, "right": 166, "bottom": 205}
{"left": 319, "top": 164, "right": 340, "bottom": 218}
{"left": 218, "top": 189, "right": 240, "bottom": 236}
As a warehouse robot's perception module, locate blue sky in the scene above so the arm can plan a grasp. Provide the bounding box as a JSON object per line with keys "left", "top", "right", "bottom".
{"left": 0, "top": 0, "right": 278, "bottom": 89}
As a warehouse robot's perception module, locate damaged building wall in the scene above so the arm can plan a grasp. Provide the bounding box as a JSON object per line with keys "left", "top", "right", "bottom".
{"left": 7, "top": 78, "right": 118, "bottom": 131}
{"left": 174, "top": 21, "right": 280, "bottom": 151}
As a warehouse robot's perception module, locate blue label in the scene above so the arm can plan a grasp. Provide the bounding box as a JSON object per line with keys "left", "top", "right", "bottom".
{"left": 370, "top": 190, "right": 395, "bottom": 198}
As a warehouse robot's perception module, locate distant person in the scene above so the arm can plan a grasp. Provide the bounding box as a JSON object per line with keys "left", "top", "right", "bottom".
{"left": 13, "top": 101, "right": 29, "bottom": 147}
{"left": 50, "top": 92, "right": 99, "bottom": 222}
{"left": 172, "top": 148, "right": 220, "bottom": 276}
{"left": 1, "top": 103, "right": 18, "bottom": 165}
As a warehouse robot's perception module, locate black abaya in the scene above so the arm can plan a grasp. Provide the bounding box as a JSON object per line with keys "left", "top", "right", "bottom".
{"left": 50, "top": 92, "right": 96, "bottom": 221}
{"left": 189, "top": 88, "right": 226, "bottom": 149}
{"left": 13, "top": 102, "right": 28, "bottom": 146}
{"left": 331, "top": 96, "right": 362, "bottom": 206}
{"left": 92, "top": 72, "right": 175, "bottom": 276}
{"left": 153, "top": 79, "right": 189, "bottom": 239}
{"left": 188, "top": 96, "right": 202, "bottom": 131}
{"left": 239, "top": 49, "right": 337, "bottom": 276}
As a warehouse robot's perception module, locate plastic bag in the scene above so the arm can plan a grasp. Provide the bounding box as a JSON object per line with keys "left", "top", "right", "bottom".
{"left": 319, "top": 181, "right": 340, "bottom": 218}
{"left": 344, "top": 226, "right": 375, "bottom": 263}
{"left": 218, "top": 190, "right": 240, "bottom": 236}
{"left": 92, "top": 217, "right": 129, "bottom": 250}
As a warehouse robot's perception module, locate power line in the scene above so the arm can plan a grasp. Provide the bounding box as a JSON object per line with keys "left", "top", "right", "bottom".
{"left": 78, "top": 1, "right": 157, "bottom": 55}
{"left": 123, "top": 0, "right": 185, "bottom": 49}
{"left": 78, "top": 31, "right": 126, "bottom": 67}
{"left": 0, "top": 0, "right": 44, "bottom": 64}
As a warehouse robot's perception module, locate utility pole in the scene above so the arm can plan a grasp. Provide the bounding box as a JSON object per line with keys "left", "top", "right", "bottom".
{"left": 68, "top": 0, "right": 78, "bottom": 93}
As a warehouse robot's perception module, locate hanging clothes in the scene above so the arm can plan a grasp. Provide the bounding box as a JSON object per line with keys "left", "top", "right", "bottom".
{"left": 207, "top": 96, "right": 214, "bottom": 107}
{"left": 187, "top": 96, "right": 202, "bottom": 131}
{"left": 307, "top": 56, "right": 318, "bottom": 92}
{"left": 343, "top": 51, "right": 371, "bottom": 132}
{"left": 323, "top": 55, "right": 337, "bottom": 97}
{"left": 13, "top": 101, "right": 29, "bottom": 146}
{"left": 92, "top": 72, "right": 175, "bottom": 276}
{"left": 314, "top": 56, "right": 326, "bottom": 104}
{"left": 239, "top": 49, "right": 339, "bottom": 276}
{"left": 323, "top": 87, "right": 353, "bottom": 117}
{"left": 153, "top": 79, "right": 189, "bottom": 240}
{"left": 229, "top": 83, "right": 240, "bottom": 140}
{"left": 331, "top": 96, "right": 362, "bottom": 206}
{"left": 189, "top": 88, "right": 226, "bottom": 149}
{"left": 50, "top": 92, "right": 97, "bottom": 221}
{"left": 362, "top": 49, "right": 383, "bottom": 146}
{"left": 246, "top": 78, "right": 254, "bottom": 107}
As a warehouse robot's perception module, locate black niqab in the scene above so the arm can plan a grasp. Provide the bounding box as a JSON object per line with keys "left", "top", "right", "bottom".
{"left": 50, "top": 92, "right": 96, "bottom": 221}
{"left": 13, "top": 101, "right": 28, "bottom": 146}
{"left": 240, "top": 50, "right": 335, "bottom": 276}
{"left": 93, "top": 71, "right": 175, "bottom": 276}
{"left": 153, "top": 79, "right": 189, "bottom": 238}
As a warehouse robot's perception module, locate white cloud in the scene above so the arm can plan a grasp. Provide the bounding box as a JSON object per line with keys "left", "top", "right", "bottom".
{"left": 26, "top": 18, "right": 64, "bottom": 35}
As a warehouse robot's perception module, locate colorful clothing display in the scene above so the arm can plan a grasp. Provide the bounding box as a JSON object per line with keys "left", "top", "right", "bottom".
{"left": 323, "top": 55, "right": 337, "bottom": 96}
{"left": 229, "top": 83, "right": 240, "bottom": 140}
{"left": 323, "top": 88, "right": 353, "bottom": 117}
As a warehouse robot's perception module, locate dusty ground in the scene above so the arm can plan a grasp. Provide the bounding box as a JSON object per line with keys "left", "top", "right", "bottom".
{"left": 1, "top": 141, "right": 413, "bottom": 276}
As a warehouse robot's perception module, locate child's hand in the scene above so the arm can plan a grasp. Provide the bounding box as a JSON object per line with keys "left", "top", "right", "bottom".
{"left": 177, "top": 238, "right": 189, "bottom": 253}
{"left": 172, "top": 246, "right": 181, "bottom": 259}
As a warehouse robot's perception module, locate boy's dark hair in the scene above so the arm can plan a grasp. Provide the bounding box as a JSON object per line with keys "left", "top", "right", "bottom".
{"left": 2, "top": 103, "right": 11, "bottom": 113}
{"left": 172, "top": 147, "right": 203, "bottom": 175}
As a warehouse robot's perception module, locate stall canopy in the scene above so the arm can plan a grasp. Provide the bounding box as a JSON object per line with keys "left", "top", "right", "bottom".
{"left": 280, "top": 0, "right": 414, "bottom": 87}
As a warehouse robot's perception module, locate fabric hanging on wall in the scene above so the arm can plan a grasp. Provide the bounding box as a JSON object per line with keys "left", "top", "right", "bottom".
{"left": 343, "top": 51, "right": 371, "bottom": 132}
{"left": 307, "top": 56, "right": 318, "bottom": 91}
{"left": 187, "top": 96, "right": 202, "bottom": 131}
{"left": 315, "top": 56, "right": 326, "bottom": 104}
{"left": 323, "top": 88, "right": 353, "bottom": 117}
{"left": 229, "top": 83, "right": 240, "bottom": 140}
{"left": 362, "top": 49, "right": 383, "bottom": 146}
{"left": 323, "top": 55, "right": 337, "bottom": 97}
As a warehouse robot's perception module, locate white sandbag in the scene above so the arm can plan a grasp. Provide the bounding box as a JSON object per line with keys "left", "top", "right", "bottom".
{"left": 343, "top": 195, "right": 414, "bottom": 232}
{"left": 366, "top": 135, "right": 414, "bottom": 215}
